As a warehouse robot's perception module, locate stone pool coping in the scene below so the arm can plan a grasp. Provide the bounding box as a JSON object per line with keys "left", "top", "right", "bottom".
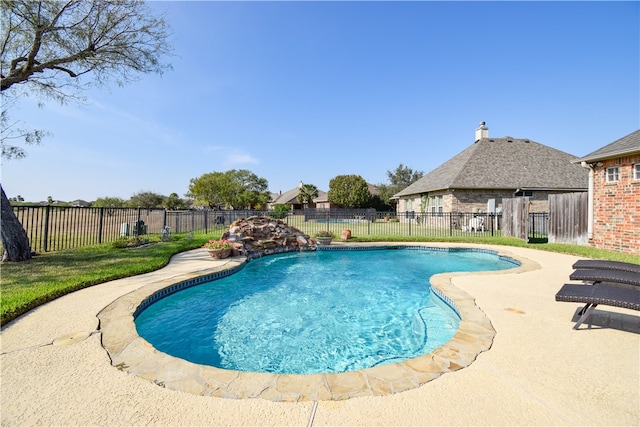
{"left": 97, "top": 242, "right": 539, "bottom": 402}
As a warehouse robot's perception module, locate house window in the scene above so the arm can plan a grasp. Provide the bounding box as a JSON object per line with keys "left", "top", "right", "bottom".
{"left": 515, "top": 190, "right": 533, "bottom": 198}
{"left": 606, "top": 166, "right": 619, "bottom": 183}
{"left": 406, "top": 199, "right": 413, "bottom": 212}
{"left": 634, "top": 164, "right": 640, "bottom": 180}
{"left": 429, "top": 195, "right": 443, "bottom": 214}
{"left": 437, "top": 195, "right": 443, "bottom": 215}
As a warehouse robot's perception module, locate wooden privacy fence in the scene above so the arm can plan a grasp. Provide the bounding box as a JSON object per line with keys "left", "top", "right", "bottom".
{"left": 502, "top": 198, "right": 530, "bottom": 241}
{"left": 548, "top": 192, "right": 588, "bottom": 245}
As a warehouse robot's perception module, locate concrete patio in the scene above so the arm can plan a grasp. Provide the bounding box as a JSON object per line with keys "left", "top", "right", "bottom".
{"left": 1, "top": 243, "right": 638, "bottom": 426}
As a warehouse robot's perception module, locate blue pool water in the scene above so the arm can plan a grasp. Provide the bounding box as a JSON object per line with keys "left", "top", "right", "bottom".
{"left": 135, "top": 247, "right": 517, "bottom": 374}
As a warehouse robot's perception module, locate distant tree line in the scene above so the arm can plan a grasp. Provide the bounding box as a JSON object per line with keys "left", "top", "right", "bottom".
{"left": 92, "top": 191, "right": 188, "bottom": 209}
{"left": 8, "top": 164, "right": 425, "bottom": 211}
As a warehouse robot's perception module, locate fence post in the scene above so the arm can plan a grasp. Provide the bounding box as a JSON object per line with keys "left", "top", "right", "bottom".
{"left": 531, "top": 213, "right": 536, "bottom": 240}
{"left": 489, "top": 212, "right": 496, "bottom": 237}
{"left": 163, "top": 209, "right": 167, "bottom": 231}
{"left": 98, "top": 207, "right": 104, "bottom": 244}
{"left": 42, "top": 205, "right": 50, "bottom": 252}
{"left": 408, "top": 212, "right": 412, "bottom": 236}
{"left": 204, "top": 210, "right": 208, "bottom": 234}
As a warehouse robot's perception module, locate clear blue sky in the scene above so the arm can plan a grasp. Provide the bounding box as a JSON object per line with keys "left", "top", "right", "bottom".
{"left": 3, "top": 0, "right": 639, "bottom": 203}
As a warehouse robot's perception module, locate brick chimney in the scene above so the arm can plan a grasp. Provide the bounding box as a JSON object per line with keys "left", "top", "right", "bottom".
{"left": 475, "top": 121, "right": 489, "bottom": 142}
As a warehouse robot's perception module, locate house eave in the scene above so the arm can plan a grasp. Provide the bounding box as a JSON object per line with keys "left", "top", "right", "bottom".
{"left": 394, "top": 186, "right": 587, "bottom": 198}
{"left": 517, "top": 187, "right": 588, "bottom": 192}
{"left": 393, "top": 187, "right": 451, "bottom": 198}
{"left": 573, "top": 148, "right": 640, "bottom": 164}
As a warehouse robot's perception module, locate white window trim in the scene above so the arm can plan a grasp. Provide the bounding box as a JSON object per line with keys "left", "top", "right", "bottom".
{"left": 606, "top": 166, "right": 619, "bottom": 183}
{"left": 634, "top": 164, "right": 640, "bottom": 180}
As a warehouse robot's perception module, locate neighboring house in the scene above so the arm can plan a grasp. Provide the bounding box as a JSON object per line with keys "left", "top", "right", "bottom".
{"left": 269, "top": 182, "right": 327, "bottom": 210}
{"left": 573, "top": 129, "right": 640, "bottom": 255}
{"left": 393, "top": 123, "right": 588, "bottom": 215}
{"left": 71, "top": 199, "right": 90, "bottom": 207}
{"left": 366, "top": 182, "right": 379, "bottom": 197}
{"left": 312, "top": 192, "right": 333, "bottom": 210}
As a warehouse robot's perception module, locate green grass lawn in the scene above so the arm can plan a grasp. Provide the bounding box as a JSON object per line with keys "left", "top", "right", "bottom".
{"left": 1, "top": 233, "right": 214, "bottom": 325}
{"left": 2, "top": 233, "right": 638, "bottom": 326}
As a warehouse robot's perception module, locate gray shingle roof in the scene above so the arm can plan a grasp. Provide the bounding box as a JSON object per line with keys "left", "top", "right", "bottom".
{"left": 394, "top": 137, "right": 588, "bottom": 197}
{"left": 271, "top": 187, "right": 327, "bottom": 204}
{"left": 574, "top": 129, "right": 640, "bottom": 163}
{"left": 271, "top": 187, "right": 301, "bottom": 204}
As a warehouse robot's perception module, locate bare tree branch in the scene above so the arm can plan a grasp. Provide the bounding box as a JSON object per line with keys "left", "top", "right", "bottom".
{"left": 1, "top": 0, "right": 172, "bottom": 98}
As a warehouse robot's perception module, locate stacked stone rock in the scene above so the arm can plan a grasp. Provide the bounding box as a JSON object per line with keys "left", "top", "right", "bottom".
{"left": 221, "top": 216, "right": 315, "bottom": 260}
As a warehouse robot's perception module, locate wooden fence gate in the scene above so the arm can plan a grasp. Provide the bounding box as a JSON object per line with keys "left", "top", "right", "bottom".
{"left": 548, "top": 192, "right": 588, "bottom": 245}
{"left": 502, "top": 198, "right": 530, "bottom": 241}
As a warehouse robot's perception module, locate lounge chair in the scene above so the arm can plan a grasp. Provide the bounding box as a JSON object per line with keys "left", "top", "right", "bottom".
{"left": 555, "top": 283, "right": 640, "bottom": 329}
{"left": 468, "top": 216, "right": 484, "bottom": 232}
{"left": 572, "top": 259, "right": 640, "bottom": 274}
{"left": 569, "top": 269, "right": 640, "bottom": 287}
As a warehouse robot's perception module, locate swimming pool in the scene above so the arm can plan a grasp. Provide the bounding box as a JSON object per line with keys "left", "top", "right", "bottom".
{"left": 135, "top": 247, "right": 518, "bottom": 375}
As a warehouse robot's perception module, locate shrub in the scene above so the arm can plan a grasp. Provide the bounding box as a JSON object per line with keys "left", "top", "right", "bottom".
{"left": 203, "top": 239, "right": 232, "bottom": 250}
{"left": 112, "top": 236, "right": 151, "bottom": 248}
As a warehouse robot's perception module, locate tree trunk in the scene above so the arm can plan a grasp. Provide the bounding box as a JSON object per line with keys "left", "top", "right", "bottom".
{"left": 1, "top": 184, "right": 32, "bottom": 261}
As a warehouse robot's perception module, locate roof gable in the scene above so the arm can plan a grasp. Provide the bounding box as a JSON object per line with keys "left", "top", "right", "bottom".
{"left": 575, "top": 129, "right": 640, "bottom": 163}
{"left": 271, "top": 186, "right": 327, "bottom": 205}
{"left": 395, "top": 137, "right": 588, "bottom": 197}
{"left": 271, "top": 187, "right": 300, "bottom": 204}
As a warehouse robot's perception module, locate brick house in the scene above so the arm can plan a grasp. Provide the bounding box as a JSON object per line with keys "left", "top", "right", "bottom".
{"left": 574, "top": 129, "right": 640, "bottom": 255}
{"left": 70, "top": 199, "right": 90, "bottom": 207}
{"left": 393, "top": 123, "right": 588, "bottom": 215}
{"left": 312, "top": 192, "right": 334, "bottom": 210}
